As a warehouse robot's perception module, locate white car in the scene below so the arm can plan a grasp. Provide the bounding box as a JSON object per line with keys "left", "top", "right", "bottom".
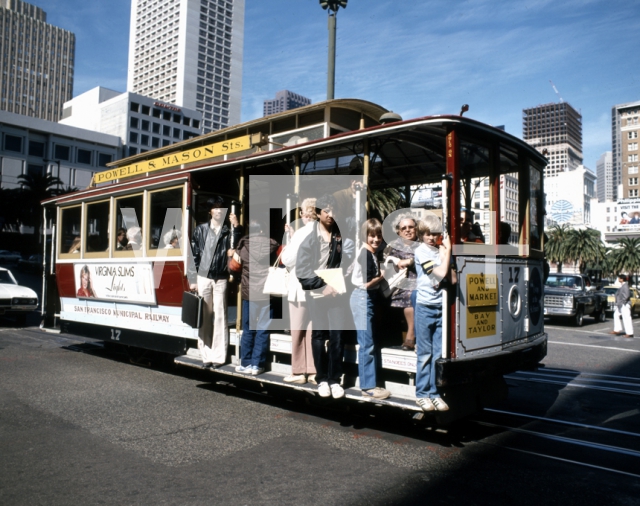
{"left": 0, "top": 250, "right": 21, "bottom": 263}
{"left": 0, "top": 268, "right": 38, "bottom": 325}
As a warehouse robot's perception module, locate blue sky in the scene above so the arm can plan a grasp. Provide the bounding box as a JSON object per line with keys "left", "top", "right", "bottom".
{"left": 43, "top": 0, "right": 639, "bottom": 171}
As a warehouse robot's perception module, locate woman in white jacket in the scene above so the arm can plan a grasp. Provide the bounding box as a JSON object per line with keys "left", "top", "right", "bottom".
{"left": 280, "top": 198, "right": 317, "bottom": 384}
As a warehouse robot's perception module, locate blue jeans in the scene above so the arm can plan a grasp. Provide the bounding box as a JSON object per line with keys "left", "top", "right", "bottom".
{"left": 414, "top": 303, "right": 442, "bottom": 399}
{"left": 241, "top": 299, "right": 272, "bottom": 368}
{"left": 350, "top": 288, "right": 380, "bottom": 391}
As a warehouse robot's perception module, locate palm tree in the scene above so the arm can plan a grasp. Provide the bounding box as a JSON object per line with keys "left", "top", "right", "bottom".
{"left": 369, "top": 187, "right": 403, "bottom": 220}
{"left": 611, "top": 237, "right": 640, "bottom": 285}
{"left": 564, "top": 228, "right": 603, "bottom": 274}
{"left": 17, "top": 172, "right": 64, "bottom": 229}
{"left": 544, "top": 224, "right": 571, "bottom": 273}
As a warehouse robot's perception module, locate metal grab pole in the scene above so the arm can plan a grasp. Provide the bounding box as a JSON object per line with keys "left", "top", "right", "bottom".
{"left": 235, "top": 168, "right": 245, "bottom": 363}
{"left": 285, "top": 194, "right": 292, "bottom": 245}
{"left": 354, "top": 186, "right": 361, "bottom": 253}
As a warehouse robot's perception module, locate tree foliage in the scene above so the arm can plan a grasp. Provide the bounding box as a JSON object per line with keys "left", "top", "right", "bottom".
{"left": 564, "top": 228, "right": 603, "bottom": 274}
{"left": 609, "top": 237, "right": 640, "bottom": 283}
{"left": 544, "top": 224, "right": 572, "bottom": 272}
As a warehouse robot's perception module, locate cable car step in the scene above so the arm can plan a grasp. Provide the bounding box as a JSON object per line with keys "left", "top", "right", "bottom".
{"left": 174, "top": 354, "right": 422, "bottom": 411}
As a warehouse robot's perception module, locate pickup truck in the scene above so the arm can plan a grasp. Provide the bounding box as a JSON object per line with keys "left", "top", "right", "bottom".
{"left": 544, "top": 273, "right": 610, "bottom": 326}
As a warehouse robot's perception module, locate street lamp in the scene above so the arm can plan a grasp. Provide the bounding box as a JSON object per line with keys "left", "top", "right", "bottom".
{"left": 319, "top": 0, "right": 347, "bottom": 100}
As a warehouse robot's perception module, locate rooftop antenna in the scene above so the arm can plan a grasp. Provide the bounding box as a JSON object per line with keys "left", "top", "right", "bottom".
{"left": 549, "top": 80, "right": 564, "bottom": 103}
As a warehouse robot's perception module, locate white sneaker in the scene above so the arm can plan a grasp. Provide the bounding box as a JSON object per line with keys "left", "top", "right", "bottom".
{"left": 432, "top": 397, "right": 449, "bottom": 411}
{"left": 416, "top": 398, "right": 435, "bottom": 412}
{"left": 317, "top": 381, "right": 331, "bottom": 398}
{"left": 330, "top": 383, "right": 345, "bottom": 399}
{"left": 283, "top": 374, "right": 307, "bottom": 384}
{"left": 307, "top": 374, "right": 317, "bottom": 385}
{"left": 362, "top": 387, "right": 390, "bottom": 400}
{"left": 235, "top": 364, "right": 251, "bottom": 374}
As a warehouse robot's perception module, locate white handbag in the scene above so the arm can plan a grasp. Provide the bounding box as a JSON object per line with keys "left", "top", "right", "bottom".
{"left": 380, "top": 267, "right": 408, "bottom": 298}
{"left": 262, "top": 254, "right": 289, "bottom": 296}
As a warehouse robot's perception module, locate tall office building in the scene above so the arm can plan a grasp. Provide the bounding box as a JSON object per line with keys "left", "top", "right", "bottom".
{"left": 0, "top": 0, "right": 75, "bottom": 121}
{"left": 522, "top": 102, "right": 583, "bottom": 178}
{"left": 611, "top": 100, "right": 640, "bottom": 200}
{"left": 263, "top": 90, "right": 311, "bottom": 117}
{"left": 127, "top": 0, "right": 244, "bottom": 134}
{"left": 596, "top": 151, "right": 614, "bottom": 203}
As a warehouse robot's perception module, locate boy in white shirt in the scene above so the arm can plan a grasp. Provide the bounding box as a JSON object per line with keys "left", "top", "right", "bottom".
{"left": 413, "top": 215, "right": 452, "bottom": 412}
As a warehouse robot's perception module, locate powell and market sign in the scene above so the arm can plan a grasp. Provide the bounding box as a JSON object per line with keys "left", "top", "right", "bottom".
{"left": 95, "top": 134, "right": 255, "bottom": 184}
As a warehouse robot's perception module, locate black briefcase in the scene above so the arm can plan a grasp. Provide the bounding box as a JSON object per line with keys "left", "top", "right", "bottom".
{"left": 182, "top": 291, "right": 204, "bottom": 328}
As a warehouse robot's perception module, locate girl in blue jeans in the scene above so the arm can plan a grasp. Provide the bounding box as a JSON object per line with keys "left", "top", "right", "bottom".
{"left": 350, "top": 219, "right": 390, "bottom": 400}
{"left": 413, "top": 215, "right": 452, "bottom": 412}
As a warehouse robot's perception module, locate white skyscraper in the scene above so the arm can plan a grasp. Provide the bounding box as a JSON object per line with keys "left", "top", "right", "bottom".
{"left": 127, "top": 0, "right": 244, "bottom": 133}
{"left": 596, "top": 151, "right": 613, "bottom": 203}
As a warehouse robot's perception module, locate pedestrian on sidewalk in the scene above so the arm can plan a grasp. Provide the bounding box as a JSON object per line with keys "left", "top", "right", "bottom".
{"left": 611, "top": 274, "right": 634, "bottom": 338}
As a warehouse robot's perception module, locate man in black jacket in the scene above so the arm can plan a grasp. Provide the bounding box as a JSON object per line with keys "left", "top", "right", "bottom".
{"left": 190, "top": 196, "right": 243, "bottom": 367}
{"left": 297, "top": 194, "right": 354, "bottom": 399}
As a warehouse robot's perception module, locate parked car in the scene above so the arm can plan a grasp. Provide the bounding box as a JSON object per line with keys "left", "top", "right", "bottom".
{"left": 0, "top": 267, "right": 38, "bottom": 325}
{"left": 601, "top": 285, "right": 640, "bottom": 318}
{"left": 0, "top": 250, "right": 21, "bottom": 264}
{"left": 18, "top": 254, "right": 43, "bottom": 273}
{"left": 544, "top": 273, "right": 610, "bottom": 326}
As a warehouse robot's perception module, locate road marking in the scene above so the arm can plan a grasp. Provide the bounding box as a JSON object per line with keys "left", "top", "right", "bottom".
{"left": 545, "top": 326, "right": 613, "bottom": 334}
{"left": 548, "top": 341, "right": 640, "bottom": 353}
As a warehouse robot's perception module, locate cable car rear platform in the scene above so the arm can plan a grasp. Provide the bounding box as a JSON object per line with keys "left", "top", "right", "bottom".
{"left": 174, "top": 352, "right": 425, "bottom": 412}
{"left": 173, "top": 330, "right": 546, "bottom": 417}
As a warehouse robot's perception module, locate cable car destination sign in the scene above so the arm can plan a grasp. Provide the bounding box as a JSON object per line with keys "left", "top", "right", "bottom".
{"left": 95, "top": 134, "right": 254, "bottom": 184}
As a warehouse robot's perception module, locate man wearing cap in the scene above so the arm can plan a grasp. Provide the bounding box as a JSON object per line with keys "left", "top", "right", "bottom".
{"left": 190, "top": 196, "right": 243, "bottom": 367}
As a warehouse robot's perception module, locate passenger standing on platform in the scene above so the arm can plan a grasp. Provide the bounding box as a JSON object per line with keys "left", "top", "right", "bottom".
{"left": 612, "top": 274, "right": 634, "bottom": 338}
{"left": 281, "top": 198, "right": 318, "bottom": 384}
{"left": 413, "top": 215, "right": 452, "bottom": 412}
{"left": 234, "top": 220, "right": 279, "bottom": 376}
{"left": 383, "top": 214, "right": 419, "bottom": 350}
{"left": 190, "top": 196, "right": 242, "bottom": 369}
{"left": 296, "top": 194, "right": 354, "bottom": 399}
{"left": 350, "top": 218, "right": 391, "bottom": 399}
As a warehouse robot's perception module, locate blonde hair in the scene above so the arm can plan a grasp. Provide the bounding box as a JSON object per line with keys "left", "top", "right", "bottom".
{"left": 299, "top": 197, "right": 317, "bottom": 221}
{"left": 417, "top": 215, "right": 442, "bottom": 237}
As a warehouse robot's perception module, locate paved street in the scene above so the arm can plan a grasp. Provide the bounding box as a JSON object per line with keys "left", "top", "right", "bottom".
{"left": 1, "top": 311, "right": 640, "bottom": 505}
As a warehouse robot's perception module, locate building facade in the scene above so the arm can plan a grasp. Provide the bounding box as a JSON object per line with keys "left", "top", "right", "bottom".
{"left": 611, "top": 101, "right": 640, "bottom": 201}
{"left": 127, "top": 0, "right": 244, "bottom": 134}
{"left": 60, "top": 87, "right": 202, "bottom": 158}
{"left": 0, "top": 0, "right": 75, "bottom": 121}
{"left": 263, "top": 90, "right": 312, "bottom": 117}
{"left": 544, "top": 165, "right": 596, "bottom": 227}
{"left": 523, "top": 102, "right": 583, "bottom": 178}
{"left": 596, "top": 151, "right": 614, "bottom": 203}
{"left": 1, "top": 110, "right": 121, "bottom": 190}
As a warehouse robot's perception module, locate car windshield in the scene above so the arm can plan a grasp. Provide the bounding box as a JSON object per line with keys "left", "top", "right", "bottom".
{"left": 602, "top": 287, "right": 617, "bottom": 295}
{"left": 545, "top": 275, "right": 583, "bottom": 290}
{"left": 0, "top": 271, "right": 17, "bottom": 284}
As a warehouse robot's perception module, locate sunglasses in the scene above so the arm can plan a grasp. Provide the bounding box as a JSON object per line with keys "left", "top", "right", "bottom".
{"left": 400, "top": 225, "right": 415, "bottom": 231}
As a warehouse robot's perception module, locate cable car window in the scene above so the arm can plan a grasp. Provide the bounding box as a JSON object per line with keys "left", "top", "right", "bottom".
{"left": 85, "top": 200, "right": 110, "bottom": 256}
{"left": 114, "top": 194, "right": 144, "bottom": 255}
{"left": 499, "top": 172, "right": 520, "bottom": 246}
{"left": 59, "top": 205, "right": 82, "bottom": 257}
{"left": 529, "top": 164, "right": 543, "bottom": 251}
{"left": 149, "top": 187, "right": 183, "bottom": 251}
{"left": 459, "top": 141, "right": 491, "bottom": 245}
